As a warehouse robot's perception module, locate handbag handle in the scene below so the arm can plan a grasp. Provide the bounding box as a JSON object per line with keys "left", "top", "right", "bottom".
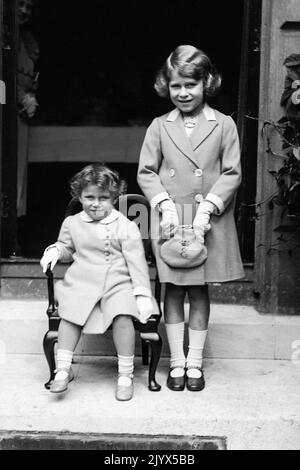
{"left": 176, "top": 224, "right": 193, "bottom": 229}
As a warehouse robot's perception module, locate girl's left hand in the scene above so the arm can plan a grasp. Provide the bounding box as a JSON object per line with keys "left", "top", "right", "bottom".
{"left": 136, "top": 296, "right": 154, "bottom": 324}
{"left": 193, "top": 225, "right": 205, "bottom": 244}
{"left": 193, "top": 200, "right": 216, "bottom": 236}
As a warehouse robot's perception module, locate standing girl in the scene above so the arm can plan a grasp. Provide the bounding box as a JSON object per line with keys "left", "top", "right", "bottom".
{"left": 40, "top": 164, "right": 154, "bottom": 401}
{"left": 138, "top": 45, "right": 244, "bottom": 391}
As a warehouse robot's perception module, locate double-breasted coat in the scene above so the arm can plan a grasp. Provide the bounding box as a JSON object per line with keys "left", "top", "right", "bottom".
{"left": 51, "top": 209, "right": 152, "bottom": 334}
{"left": 137, "top": 104, "right": 245, "bottom": 285}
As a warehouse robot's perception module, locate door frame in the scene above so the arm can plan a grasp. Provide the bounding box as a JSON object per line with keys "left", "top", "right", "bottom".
{"left": 0, "top": 0, "right": 3, "bottom": 259}
{"left": 254, "top": 0, "right": 300, "bottom": 313}
{"left": 1, "top": 0, "right": 18, "bottom": 258}
{"left": 236, "top": 0, "right": 262, "bottom": 264}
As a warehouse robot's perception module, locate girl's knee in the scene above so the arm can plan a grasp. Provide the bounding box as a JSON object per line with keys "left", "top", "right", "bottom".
{"left": 59, "top": 319, "right": 82, "bottom": 333}
{"left": 166, "top": 283, "right": 186, "bottom": 299}
{"left": 188, "top": 285, "right": 209, "bottom": 301}
{"left": 113, "top": 315, "right": 133, "bottom": 329}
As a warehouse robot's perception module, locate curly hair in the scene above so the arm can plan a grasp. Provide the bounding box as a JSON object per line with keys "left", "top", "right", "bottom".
{"left": 69, "top": 163, "right": 127, "bottom": 200}
{"left": 154, "top": 45, "right": 222, "bottom": 100}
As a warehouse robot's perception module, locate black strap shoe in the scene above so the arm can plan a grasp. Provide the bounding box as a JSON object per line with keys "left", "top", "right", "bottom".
{"left": 186, "top": 369, "right": 205, "bottom": 391}
{"left": 167, "top": 368, "right": 185, "bottom": 391}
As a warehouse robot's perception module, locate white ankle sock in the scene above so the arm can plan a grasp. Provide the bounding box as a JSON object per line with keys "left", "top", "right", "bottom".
{"left": 55, "top": 349, "right": 73, "bottom": 380}
{"left": 170, "top": 367, "right": 185, "bottom": 378}
{"left": 165, "top": 322, "right": 185, "bottom": 370}
{"left": 118, "top": 355, "right": 134, "bottom": 386}
{"left": 186, "top": 328, "right": 207, "bottom": 374}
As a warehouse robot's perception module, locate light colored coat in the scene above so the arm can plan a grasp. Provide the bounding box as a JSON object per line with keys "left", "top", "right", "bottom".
{"left": 52, "top": 209, "right": 152, "bottom": 334}
{"left": 137, "top": 105, "right": 245, "bottom": 285}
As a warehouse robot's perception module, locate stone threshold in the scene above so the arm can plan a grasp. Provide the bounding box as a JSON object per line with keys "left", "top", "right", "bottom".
{"left": 0, "top": 430, "right": 226, "bottom": 451}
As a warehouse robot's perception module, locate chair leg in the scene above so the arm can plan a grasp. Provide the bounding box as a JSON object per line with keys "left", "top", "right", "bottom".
{"left": 148, "top": 333, "right": 163, "bottom": 392}
{"left": 141, "top": 338, "right": 149, "bottom": 365}
{"left": 43, "top": 330, "right": 58, "bottom": 389}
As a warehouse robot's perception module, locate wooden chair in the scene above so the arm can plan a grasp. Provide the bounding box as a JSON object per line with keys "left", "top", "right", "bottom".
{"left": 43, "top": 194, "right": 163, "bottom": 392}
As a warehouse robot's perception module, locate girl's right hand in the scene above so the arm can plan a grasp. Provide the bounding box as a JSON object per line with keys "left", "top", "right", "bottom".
{"left": 40, "top": 246, "right": 59, "bottom": 273}
{"left": 159, "top": 200, "right": 179, "bottom": 237}
{"left": 193, "top": 201, "right": 215, "bottom": 234}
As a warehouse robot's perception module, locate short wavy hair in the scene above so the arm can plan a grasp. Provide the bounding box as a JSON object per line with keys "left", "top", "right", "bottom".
{"left": 154, "top": 45, "right": 222, "bottom": 99}
{"left": 69, "top": 163, "right": 127, "bottom": 199}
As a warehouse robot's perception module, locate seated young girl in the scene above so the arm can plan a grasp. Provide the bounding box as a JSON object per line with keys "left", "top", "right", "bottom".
{"left": 40, "top": 163, "right": 154, "bottom": 401}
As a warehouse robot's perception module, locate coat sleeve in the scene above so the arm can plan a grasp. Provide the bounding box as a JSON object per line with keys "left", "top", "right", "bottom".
{"left": 205, "top": 116, "right": 242, "bottom": 214}
{"left": 137, "top": 118, "right": 170, "bottom": 209}
{"left": 53, "top": 216, "right": 75, "bottom": 263}
{"left": 120, "top": 220, "right": 152, "bottom": 298}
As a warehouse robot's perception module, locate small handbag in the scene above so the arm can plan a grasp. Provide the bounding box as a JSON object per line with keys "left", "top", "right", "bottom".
{"left": 159, "top": 225, "right": 208, "bottom": 269}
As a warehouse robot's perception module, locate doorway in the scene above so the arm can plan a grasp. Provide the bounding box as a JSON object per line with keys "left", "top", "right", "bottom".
{"left": 1, "top": 0, "right": 260, "bottom": 260}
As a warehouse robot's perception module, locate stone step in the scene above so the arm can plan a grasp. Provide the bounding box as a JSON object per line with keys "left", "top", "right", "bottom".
{"left": 0, "top": 259, "right": 256, "bottom": 305}
{"left": 0, "top": 300, "right": 298, "bottom": 360}
{"left": 0, "top": 354, "right": 299, "bottom": 450}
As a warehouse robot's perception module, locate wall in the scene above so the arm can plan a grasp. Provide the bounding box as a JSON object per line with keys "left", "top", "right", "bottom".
{"left": 255, "top": 0, "right": 300, "bottom": 314}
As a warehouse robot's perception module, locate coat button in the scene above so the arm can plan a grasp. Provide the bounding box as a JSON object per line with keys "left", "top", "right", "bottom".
{"left": 169, "top": 169, "right": 175, "bottom": 177}
{"left": 194, "top": 194, "right": 204, "bottom": 203}
{"left": 194, "top": 169, "right": 203, "bottom": 177}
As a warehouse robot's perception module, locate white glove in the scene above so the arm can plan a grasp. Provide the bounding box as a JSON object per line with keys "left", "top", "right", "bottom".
{"left": 193, "top": 200, "right": 216, "bottom": 239}
{"left": 159, "top": 199, "right": 180, "bottom": 238}
{"left": 136, "top": 296, "right": 154, "bottom": 324}
{"left": 40, "top": 246, "right": 59, "bottom": 273}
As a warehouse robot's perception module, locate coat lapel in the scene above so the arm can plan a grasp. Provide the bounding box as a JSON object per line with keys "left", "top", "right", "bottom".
{"left": 163, "top": 109, "right": 199, "bottom": 167}
{"left": 190, "top": 107, "right": 219, "bottom": 150}
{"left": 163, "top": 105, "right": 219, "bottom": 166}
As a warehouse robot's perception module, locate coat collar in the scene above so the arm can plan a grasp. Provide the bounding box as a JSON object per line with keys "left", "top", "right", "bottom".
{"left": 166, "top": 104, "right": 217, "bottom": 123}
{"left": 164, "top": 104, "right": 218, "bottom": 166}
{"left": 80, "top": 209, "right": 120, "bottom": 224}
